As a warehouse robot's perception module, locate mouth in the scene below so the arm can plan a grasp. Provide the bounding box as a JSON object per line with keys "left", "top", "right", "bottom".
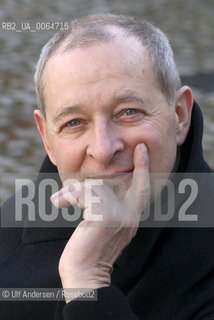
{"left": 85, "top": 170, "right": 134, "bottom": 180}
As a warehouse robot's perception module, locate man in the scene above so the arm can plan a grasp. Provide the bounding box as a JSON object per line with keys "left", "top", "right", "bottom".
{"left": 1, "top": 14, "right": 214, "bottom": 320}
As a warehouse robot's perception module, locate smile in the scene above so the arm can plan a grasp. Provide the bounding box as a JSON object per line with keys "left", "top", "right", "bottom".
{"left": 85, "top": 170, "right": 133, "bottom": 179}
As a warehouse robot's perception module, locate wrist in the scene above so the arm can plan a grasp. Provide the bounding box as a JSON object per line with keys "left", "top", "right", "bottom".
{"left": 60, "top": 262, "right": 113, "bottom": 288}
{"left": 61, "top": 280, "right": 109, "bottom": 304}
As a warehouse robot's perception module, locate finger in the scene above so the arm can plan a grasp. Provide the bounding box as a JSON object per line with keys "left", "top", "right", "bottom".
{"left": 125, "top": 143, "right": 150, "bottom": 215}
{"left": 50, "top": 183, "right": 81, "bottom": 208}
{"left": 86, "top": 181, "right": 118, "bottom": 206}
{"left": 50, "top": 183, "right": 101, "bottom": 210}
{"left": 133, "top": 143, "right": 149, "bottom": 173}
{"left": 50, "top": 179, "right": 82, "bottom": 203}
{"left": 50, "top": 185, "right": 74, "bottom": 203}
{"left": 50, "top": 190, "right": 78, "bottom": 208}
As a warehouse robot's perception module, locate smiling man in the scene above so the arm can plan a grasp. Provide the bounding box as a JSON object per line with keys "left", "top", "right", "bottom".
{"left": 34, "top": 20, "right": 191, "bottom": 178}
{"left": 1, "top": 14, "right": 214, "bottom": 320}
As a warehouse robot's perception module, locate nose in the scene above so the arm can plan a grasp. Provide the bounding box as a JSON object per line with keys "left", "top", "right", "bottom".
{"left": 86, "top": 121, "right": 125, "bottom": 165}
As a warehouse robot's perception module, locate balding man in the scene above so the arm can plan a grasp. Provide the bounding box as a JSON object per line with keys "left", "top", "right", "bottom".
{"left": 1, "top": 14, "right": 214, "bottom": 320}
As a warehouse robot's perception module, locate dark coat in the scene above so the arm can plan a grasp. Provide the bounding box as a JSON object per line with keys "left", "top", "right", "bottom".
{"left": 1, "top": 101, "right": 214, "bottom": 319}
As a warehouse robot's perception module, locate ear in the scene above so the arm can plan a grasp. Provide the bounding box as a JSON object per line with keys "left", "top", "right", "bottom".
{"left": 34, "top": 110, "right": 57, "bottom": 166}
{"left": 174, "top": 86, "right": 193, "bottom": 146}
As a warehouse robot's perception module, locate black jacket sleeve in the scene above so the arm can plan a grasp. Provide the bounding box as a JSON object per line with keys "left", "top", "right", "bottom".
{"left": 63, "top": 286, "right": 138, "bottom": 320}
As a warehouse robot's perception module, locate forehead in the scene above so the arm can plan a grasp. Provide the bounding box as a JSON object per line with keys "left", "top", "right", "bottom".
{"left": 43, "top": 36, "right": 153, "bottom": 83}
{"left": 42, "top": 36, "right": 158, "bottom": 113}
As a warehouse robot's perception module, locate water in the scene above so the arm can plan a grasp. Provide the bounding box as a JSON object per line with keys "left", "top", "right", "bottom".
{"left": 0, "top": 0, "right": 214, "bottom": 203}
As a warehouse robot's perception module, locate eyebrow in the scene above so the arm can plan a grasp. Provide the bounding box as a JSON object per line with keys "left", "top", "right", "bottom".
{"left": 53, "top": 90, "right": 145, "bottom": 124}
{"left": 113, "top": 90, "right": 145, "bottom": 106}
{"left": 53, "top": 105, "right": 84, "bottom": 124}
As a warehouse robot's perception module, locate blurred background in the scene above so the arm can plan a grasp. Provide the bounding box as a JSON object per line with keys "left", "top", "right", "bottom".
{"left": 0, "top": 0, "right": 214, "bottom": 203}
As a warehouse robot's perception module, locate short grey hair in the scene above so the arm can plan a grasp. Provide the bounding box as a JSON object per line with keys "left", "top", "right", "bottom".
{"left": 34, "top": 14, "right": 181, "bottom": 115}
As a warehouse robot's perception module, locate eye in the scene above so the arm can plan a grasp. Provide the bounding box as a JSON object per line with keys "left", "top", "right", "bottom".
{"left": 124, "top": 108, "right": 138, "bottom": 116}
{"left": 67, "top": 119, "right": 81, "bottom": 127}
{"left": 116, "top": 107, "right": 145, "bottom": 124}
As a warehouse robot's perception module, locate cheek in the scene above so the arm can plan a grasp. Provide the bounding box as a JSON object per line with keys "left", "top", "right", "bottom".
{"left": 127, "top": 123, "right": 177, "bottom": 172}
{"left": 146, "top": 128, "right": 177, "bottom": 172}
{"left": 123, "top": 125, "right": 163, "bottom": 152}
{"left": 122, "top": 127, "right": 147, "bottom": 147}
{"left": 51, "top": 139, "right": 86, "bottom": 173}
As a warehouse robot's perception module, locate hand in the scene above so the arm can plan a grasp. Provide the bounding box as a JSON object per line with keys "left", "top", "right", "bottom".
{"left": 50, "top": 143, "right": 150, "bottom": 302}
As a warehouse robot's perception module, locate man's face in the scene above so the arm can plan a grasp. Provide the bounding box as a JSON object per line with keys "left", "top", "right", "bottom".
{"left": 36, "top": 37, "right": 182, "bottom": 182}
